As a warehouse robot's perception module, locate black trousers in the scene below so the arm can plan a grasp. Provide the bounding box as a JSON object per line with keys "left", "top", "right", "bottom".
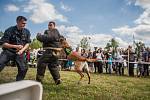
{"left": 36, "top": 50, "right": 60, "bottom": 83}
{"left": 129, "top": 63, "right": 134, "bottom": 76}
{"left": 105, "top": 62, "right": 108, "bottom": 73}
{"left": 94, "top": 62, "right": 98, "bottom": 73}
{"left": 0, "top": 50, "right": 28, "bottom": 81}
{"left": 117, "top": 63, "right": 124, "bottom": 75}
{"left": 97, "top": 62, "right": 103, "bottom": 73}
{"left": 143, "top": 64, "right": 149, "bottom": 76}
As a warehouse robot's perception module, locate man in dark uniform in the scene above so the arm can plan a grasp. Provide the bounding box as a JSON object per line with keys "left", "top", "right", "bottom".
{"left": 127, "top": 46, "right": 135, "bottom": 76}
{"left": 36, "top": 21, "right": 63, "bottom": 85}
{"left": 93, "top": 47, "right": 97, "bottom": 73}
{"left": 0, "top": 16, "right": 31, "bottom": 81}
{"left": 142, "top": 47, "right": 149, "bottom": 76}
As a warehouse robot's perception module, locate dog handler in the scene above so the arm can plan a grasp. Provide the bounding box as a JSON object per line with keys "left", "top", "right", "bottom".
{"left": 36, "top": 21, "right": 63, "bottom": 85}
{"left": 0, "top": 16, "right": 31, "bottom": 81}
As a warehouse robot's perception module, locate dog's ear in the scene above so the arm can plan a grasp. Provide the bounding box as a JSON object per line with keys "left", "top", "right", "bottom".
{"left": 59, "top": 36, "right": 65, "bottom": 42}
{"left": 59, "top": 36, "right": 67, "bottom": 47}
{"left": 59, "top": 38, "right": 71, "bottom": 48}
{"left": 59, "top": 38, "right": 65, "bottom": 43}
{"left": 62, "top": 41, "right": 70, "bottom": 48}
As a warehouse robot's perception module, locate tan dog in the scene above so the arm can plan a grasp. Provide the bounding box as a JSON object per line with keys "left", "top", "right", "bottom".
{"left": 74, "top": 60, "right": 90, "bottom": 84}
{"left": 60, "top": 38, "right": 93, "bottom": 84}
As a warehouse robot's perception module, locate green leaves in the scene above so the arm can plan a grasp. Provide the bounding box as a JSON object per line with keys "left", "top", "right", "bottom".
{"left": 80, "top": 37, "right": 90, "bottom": 49}
{"left": 30, "top": 38, "right": 42, "bottom": 49}
{"left": 0, "top": 31, "right": 4, "bottom": 37}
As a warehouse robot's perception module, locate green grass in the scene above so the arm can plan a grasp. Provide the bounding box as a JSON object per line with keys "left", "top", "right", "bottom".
{"left": 0, "top": 67, "right": 150, "bottom": 100}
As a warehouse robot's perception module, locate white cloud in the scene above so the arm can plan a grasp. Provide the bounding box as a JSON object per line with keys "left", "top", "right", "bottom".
{"left": 57, "top": 25, "right": 83, "bottom": 48}
{"left": 58, "top": 25, "right": 82, "bottom": 34}
{"left": 134, "top": 8, "right": 150, "bottom": 25}
{"left": 134, "top": 0, "right": 150, "bottom": 25}
{"left": 112, "top": 25, "right": 135, "bottom": 35}
{"left": 5, "top": 4, "right": 20, "bottom": 12}
{"left": 134, "top": 24, "right": 150, "bottom": 33}
{"left": 125, "top": 0, "right": 135, "bottom": 5}
{"left": 134, "top": 0, "right": 150, "bottom": 9}
{"left": 60, "top": 2, "right": 72, "bottom": 12}
{"left": 113, "top": 0, "right": 150, "bottom": 47}
{"left": 57, "top": 25, "right": 121, "bottom": 49}
{"left": 115, "top": 37, "right": 129, "bottom": 47}
{"left": 87, "top": 34, "right": 113, "bottom": 48}
{"left": 24, "top": 0, "right": 67, "bottom": 23}
{"left": 112, "top": 24, "right": 150, "bottom": 41}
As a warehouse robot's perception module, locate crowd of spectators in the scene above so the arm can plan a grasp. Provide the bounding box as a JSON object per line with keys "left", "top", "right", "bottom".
{"left": 63, "top": 45, "right": 150, "bottom": 77}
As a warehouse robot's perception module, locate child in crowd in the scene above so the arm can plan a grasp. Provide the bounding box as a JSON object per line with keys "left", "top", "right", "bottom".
{"left": 108, "top": 54, "right": 113, "bottom": 74}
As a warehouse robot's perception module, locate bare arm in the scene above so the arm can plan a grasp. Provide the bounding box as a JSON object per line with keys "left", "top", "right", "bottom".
{"left": 2, "top": 43, "right": 23, "bottom": 50}
{"left": 17, "top": 43, "right": 30, "bottom": 55}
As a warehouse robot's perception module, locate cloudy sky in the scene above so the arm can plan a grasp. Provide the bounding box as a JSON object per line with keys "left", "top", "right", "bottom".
{"left": 0, "top": 0, "right": 150, "bottom": 49}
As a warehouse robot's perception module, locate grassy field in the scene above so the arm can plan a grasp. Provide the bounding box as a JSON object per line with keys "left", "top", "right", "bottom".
{"left": 0, "top": 67, "right": 150, "bottom": 100}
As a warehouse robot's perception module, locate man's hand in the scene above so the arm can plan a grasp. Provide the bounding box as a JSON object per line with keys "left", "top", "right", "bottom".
{"left": 15, "top": 45, "right": 24, "bottom": 51}
{"left": 17, "top": 49, "right": 24, "bottom": 55}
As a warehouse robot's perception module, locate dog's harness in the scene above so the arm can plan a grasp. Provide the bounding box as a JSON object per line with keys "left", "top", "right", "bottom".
{"left": 64, "top": 47, "right": 78, "bottom": 61}
{"left": 64, "top": 48, "right": 72, "bottom": 55}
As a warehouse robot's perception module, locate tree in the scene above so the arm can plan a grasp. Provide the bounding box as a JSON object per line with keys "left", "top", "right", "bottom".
{"left": 105, "top": 38, "right": 119, "bottom": 57}
{"left": 80, "top": 37, "right": 90, "bottom": 49}
{"left": 0, "top": 31, "right": 4, "bottom": 37}
{"left": 111, "top": 38, "right": 119, "bottom": 54}
{"left": 30, "top": 38, "right": 42, "bottom": 49}
{"left": 135, "top": 41, "right": 145, "bottom": 58}
{"left": 105, "top": 43, "right": 111, "bottom": 51}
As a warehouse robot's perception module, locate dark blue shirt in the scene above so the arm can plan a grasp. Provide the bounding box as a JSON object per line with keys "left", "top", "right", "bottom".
{"left": 1, "top": 25, "right": 31, "bottom": 52}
